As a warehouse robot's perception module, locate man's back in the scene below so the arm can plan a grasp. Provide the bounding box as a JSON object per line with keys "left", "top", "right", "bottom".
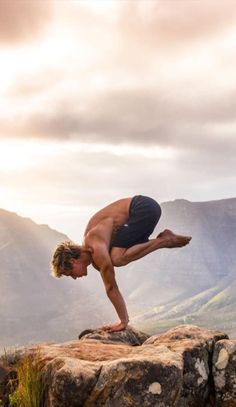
{"left": 83, "top": 197, "right": 132, "bottom": 243}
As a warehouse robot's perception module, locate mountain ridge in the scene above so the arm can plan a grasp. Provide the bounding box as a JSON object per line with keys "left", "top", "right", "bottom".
{"left": 1, "top": 196, "right": 236, "bottom": 350}
{"left": 118, "top": 196, "right": 236, "bottom": 337}
{"left": 0, "top": 206, "right": 116, "bottom": 350}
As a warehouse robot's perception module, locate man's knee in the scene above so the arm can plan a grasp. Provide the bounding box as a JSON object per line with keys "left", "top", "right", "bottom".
{"left": 111, "top": 249, "right": 128, "bottom": 267}
{"left": 111, "top": 254, "right": 126, "bottom": 267}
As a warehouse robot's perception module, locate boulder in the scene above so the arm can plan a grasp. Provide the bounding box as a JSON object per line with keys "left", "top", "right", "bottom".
{"left": 144, "top": 324, "right": 228, "bottom": 347}
{"left": 213, "top": 339, "right": 236, "bottom": 406}
{"left": 78, "top": 325, "right": 149, "bottom": 345}
{"left": 38, "top": 336, "right": 183, "bottom": 407}
{"left": 144, "top": 324, "right": 228, "bottom": 407}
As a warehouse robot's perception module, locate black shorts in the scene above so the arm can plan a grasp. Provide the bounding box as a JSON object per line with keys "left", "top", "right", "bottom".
{"left": 111, "top": 195, "right": 162, "bottom": 249}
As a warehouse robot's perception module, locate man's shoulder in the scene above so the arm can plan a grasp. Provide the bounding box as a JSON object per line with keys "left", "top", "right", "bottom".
{"left": 85, "top": 218, "right": 114, "bottom": 242}
{"left": 84, "top": 228, "right": 109, "bottom": 252}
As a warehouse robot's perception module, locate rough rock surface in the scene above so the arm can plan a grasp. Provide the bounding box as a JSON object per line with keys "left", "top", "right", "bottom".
{"left": 1, "top": 325, "right": 235, "bottom": 407}
{"left": 78, "top": 326, "right": 149, "bottom": 345}
{"left": 144, "top": 324, "right": 228, "bottom": 346}
{"left": 38, "top": 327, "right": 183, "bottom": 407}
{"left": 144, "top": 325, "right": 229, "bottom": 407}
{"left": 213, "top": 339, "right": 236, "bottom": 406}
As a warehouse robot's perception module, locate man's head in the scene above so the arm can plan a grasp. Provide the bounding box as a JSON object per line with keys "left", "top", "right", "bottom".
{"left": 51, "top": 241, "right": 91, "bottom": 279}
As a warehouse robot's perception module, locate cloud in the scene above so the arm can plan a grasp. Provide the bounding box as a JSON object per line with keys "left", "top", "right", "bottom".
{"left": 2, "top": 83, "right": 236, "bottom": 153}
{"left": 54, "top": 1, "right": 236, "bottom": 52}
{"left": 0, "top": 144, "right": 174, "bottom": 212}
{"left": 1, "top": 132, "right": 235, "bottom": 242}
{"left": 1, "top": 0, "right": 236, "bottom": 162}
{"left": 0, "top": 1, "right": 236, "bottom": 241}
{"left": 0, "top": 0, "right": 52, "bottom": 44}
{"left": 117, "top": 0, "right": 236, "bottom": 50}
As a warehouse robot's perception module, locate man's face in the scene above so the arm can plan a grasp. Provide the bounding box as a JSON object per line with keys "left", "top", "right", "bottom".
{"left": 65, "top": 257, "right": 88, "bottom": 279}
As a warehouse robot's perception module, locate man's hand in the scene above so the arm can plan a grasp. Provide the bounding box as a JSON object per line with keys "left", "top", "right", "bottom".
{"left": 99, "top": 321, "right": 128, "bottom": 333}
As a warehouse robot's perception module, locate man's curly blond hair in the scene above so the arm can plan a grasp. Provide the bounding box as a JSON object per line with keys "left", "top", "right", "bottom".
{"left": 51, "top": 241, "right": 82, "bottom": 278}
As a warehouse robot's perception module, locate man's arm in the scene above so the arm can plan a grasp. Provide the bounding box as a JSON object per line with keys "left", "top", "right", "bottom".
{"left": 92, "top": 243, "right": 129, "bottom": 332}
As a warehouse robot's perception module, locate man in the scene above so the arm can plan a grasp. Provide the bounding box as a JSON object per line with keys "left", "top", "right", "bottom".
{"left": 51, "top": 195, "right": 191, "bottom": 333}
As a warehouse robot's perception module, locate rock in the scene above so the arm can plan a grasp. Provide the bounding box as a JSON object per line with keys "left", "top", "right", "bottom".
{"left": 78, "top": 329, "right": 95, "bottom": 339}
{"left": 1, "top": 325, "right": 234, "bottom": 407}
{"left": 144, "top": 325, "right": 228, "bottom": 406}
{"left": 83, "top": 345, "right": 183, "bottom": 407}
{"left": 144, "top": 324, "right": 229, "bottom": 347}
{"left": 37, "top": 336, "right": 183, "bottom": 406}
{"left": 78, "top": 325, "right": 149, "bottom": 346}
{"left": 213, "top": 339, "right": 236, "bottom": 406}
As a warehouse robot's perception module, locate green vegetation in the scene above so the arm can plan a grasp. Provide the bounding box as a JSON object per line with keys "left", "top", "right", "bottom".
{"left": 8, "top": 351, "right": 44, "bottom": 407}
{"left": 136, "top": 316, "right": 187, "bottom": 335}
{"left": 137, "top": 307, "right": 236, "bottom": 339}
{"left": 200, "top": 290, "right": 235, "bottom": 311}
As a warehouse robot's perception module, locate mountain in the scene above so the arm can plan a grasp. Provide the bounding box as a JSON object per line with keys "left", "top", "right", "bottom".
{"left": 1, "top": 197, "right": 236, "bottom": 351}
{"left": 0, "top": 209, "right": 113, "bottom": 351}
{"left": 119, "top": 198, "right": 236, "bottom": 338}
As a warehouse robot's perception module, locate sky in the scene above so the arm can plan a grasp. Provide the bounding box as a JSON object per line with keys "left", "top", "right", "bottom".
{"left": 0, "top": 0, "right": 236, "bottom": 241}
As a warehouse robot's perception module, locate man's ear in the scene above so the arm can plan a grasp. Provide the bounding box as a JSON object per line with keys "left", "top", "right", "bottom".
{"left": 82, "top": 247, "right": 93, "bottom": 254}
{"left": 70, "top": 258, "right": 77, "bottom": 265}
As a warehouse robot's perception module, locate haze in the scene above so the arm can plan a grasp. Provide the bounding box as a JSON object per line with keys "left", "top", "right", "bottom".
{"left": 1, "top": 0, "right": 236, "bottom": 240}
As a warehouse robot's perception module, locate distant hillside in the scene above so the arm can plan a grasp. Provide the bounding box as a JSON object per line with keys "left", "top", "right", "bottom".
{"left": 122, "top": 198, "right": 236, "bottom": 338}
{"left": 1, "top": 197, "right": 236, "bottom": 350}
{"left": 0, "top": 209, "right": 113, "bottom": 350}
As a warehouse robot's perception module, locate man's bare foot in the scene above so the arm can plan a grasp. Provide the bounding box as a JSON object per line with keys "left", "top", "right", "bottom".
{"left": 156, "top": 229, "right": 192, "bottom": 248}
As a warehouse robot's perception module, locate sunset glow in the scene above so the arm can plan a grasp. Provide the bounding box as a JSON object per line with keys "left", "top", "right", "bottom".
{"left": 0, "top": 0, "right": 236, "bottom": 239}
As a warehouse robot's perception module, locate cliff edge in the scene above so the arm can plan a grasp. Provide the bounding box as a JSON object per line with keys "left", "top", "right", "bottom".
{"left": 1, "top": 325, "right": 236, "bottom": 406}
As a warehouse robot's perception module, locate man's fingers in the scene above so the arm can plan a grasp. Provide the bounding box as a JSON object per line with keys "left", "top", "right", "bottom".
{"left": 106, "top": 326, "right": 125, "bottom": 333}
{"left": 97, "top": 322, "right": 127, "bottom": 333}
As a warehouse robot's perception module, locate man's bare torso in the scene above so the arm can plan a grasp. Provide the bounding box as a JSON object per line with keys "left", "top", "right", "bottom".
{"left": 83, "top": 197, "right": 132, "bottom": 249}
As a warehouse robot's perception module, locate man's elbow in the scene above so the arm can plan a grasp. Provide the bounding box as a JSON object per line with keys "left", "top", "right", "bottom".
{"left": 105, "top": 284, "right": 118, "bottom": 295}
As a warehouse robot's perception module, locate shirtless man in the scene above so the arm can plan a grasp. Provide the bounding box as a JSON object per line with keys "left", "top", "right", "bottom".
{"left": 51, "top": 195, "right": 191, "bottom": 333}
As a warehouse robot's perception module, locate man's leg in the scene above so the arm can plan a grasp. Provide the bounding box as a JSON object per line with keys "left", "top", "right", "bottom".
{"left": 110, "top": 229, "right": 191, "bottom": 267}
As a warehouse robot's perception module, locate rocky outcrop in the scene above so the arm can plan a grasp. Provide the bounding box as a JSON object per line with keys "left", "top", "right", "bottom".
{"left": 144, "top": 325, "right": 230, "bottom": 407}
{"left": 1, "top": 325, "right": 236, "bottom": 407}
{"left": 78, "top": 326, "right": 149, "bottom": 345}
{"left": 213, "top": 339, "right": 236, "bottom": 406}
